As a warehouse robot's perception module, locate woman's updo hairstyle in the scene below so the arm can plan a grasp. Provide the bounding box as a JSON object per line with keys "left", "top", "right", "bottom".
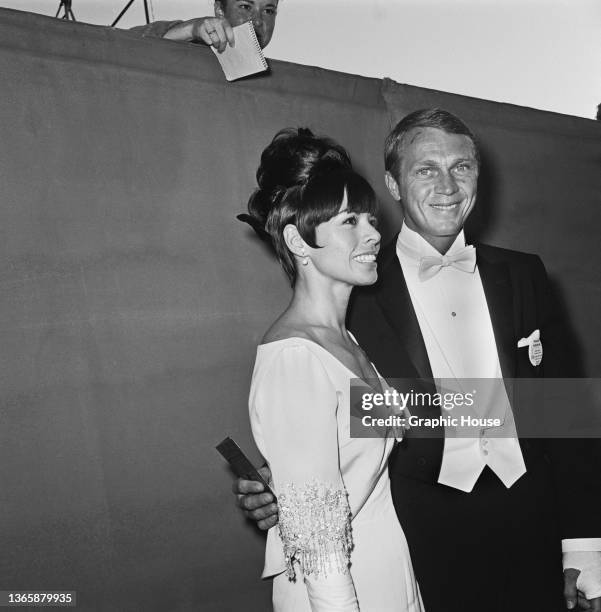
{"left": 240, "top": 128, "right": 378, "bottom": 285}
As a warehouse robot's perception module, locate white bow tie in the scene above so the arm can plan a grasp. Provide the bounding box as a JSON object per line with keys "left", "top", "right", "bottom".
{"left": 418, "top": 245, "right": 477, "bottom": 281}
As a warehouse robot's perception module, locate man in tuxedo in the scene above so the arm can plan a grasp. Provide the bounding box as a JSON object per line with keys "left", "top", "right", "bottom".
{"left": 237, "top": 109, "right": 601, "bottom": 611}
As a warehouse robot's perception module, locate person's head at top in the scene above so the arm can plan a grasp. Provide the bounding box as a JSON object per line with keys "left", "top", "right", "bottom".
{"left": 215, "top": 0, "right": 278, "bottom": 49}
{"left": 384, "top": 108, "right": 480, "bottom": 255}
{"left": 242, "top": 128, "right": 381, "bottom": 292}
{"left": 166, "top": 0, "right": 279, "bottom": 51}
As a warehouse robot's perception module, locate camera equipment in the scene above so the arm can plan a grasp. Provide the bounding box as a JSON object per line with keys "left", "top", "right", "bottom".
{"left": 111, "top": 0, "right": 151, "bottom": 27}
{"left": 55, "top": 0, "right": 75, "bottom": 21}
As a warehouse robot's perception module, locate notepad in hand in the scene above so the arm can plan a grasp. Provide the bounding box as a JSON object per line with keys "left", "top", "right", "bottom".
{"left": 211, "top": 22, "right": 268, "bottom": 81}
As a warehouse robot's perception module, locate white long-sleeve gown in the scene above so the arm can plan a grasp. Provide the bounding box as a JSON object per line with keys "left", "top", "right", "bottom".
{"left": 249, "top": 337, "right": 424, "bottom": 611}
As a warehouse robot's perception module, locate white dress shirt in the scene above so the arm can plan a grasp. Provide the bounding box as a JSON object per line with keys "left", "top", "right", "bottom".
{"left": 396, "top": 224, "right": 526, "bottom": 492}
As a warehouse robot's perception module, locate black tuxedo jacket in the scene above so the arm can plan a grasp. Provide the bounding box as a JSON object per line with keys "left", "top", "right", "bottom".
{"left": 348, "top": 236, "right": 600, "bottom": 539}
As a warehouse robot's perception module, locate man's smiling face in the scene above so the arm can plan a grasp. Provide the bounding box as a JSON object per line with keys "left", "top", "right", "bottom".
{"left": 387, "top": 127, "right": 479, "bottom": 252}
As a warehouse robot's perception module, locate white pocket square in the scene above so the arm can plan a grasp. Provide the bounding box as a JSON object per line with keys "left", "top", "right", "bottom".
{"left": 518, "top": 329, "right": 543, "bottom": 366}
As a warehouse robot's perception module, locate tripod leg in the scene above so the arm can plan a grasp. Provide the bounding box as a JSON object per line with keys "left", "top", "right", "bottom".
{"left": 111, "top": 0, "right": 136, "bottom": 27}
{"left": 143, "top": 0, "right": 150, "bottom": 24}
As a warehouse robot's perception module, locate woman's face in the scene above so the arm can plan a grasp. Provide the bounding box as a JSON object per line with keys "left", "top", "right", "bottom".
{"left": 309, "top": 190, "right": 380, "bottom": 287}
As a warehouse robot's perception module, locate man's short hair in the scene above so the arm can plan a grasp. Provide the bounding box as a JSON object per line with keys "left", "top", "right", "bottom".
{"left": 384, "top": 108, "right": 480, "bottom": 178}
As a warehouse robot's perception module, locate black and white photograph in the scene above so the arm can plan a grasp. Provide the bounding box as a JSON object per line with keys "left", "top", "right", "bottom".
{"left": 1, "top": 1, "right": 600, "bottom": 610}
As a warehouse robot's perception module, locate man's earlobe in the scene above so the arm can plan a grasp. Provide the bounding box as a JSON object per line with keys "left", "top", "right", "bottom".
{"left": 385, "top": 172, "right": 401, "bottom": 201}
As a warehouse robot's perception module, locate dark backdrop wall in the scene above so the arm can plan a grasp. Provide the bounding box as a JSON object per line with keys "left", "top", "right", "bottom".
{"left": 0, "top": 8, "right": 599, "bottom": 611}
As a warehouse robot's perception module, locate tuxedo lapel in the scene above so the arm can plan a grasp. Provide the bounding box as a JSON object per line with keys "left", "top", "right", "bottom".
{"left": 369, "top": 239, "right": 518, "bottom": 382}
{"left": 477, "top": 249, "right": 517, "bottom": 383}
{"left": 375, "top": 240, "right": 433, "bottom": 380}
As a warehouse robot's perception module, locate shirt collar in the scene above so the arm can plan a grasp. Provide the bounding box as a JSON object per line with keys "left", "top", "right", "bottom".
{"left": 396, "top": 223, "right": 467, "bottom": 263}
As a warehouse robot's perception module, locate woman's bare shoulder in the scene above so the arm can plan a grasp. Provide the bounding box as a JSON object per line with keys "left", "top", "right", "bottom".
{"left": 261, "top": 323, "right": 313, "bottom": 344}
{"left": 261, "top": 312, "right": 315, "bottom": 345}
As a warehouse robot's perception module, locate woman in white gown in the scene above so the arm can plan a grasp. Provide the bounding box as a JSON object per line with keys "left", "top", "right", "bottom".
{"left": 240, "top": 129, "right": 423, "bottom": 611}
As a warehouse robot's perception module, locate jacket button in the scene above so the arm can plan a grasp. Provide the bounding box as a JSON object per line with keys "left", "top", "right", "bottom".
{"left": 418, "top": 458, "right": 426, "bottom": 466}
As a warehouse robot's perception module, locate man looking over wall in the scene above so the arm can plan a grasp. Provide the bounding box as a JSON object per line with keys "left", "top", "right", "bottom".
{"left": 129, "top": 0, "right": 278, "bottom": 52}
